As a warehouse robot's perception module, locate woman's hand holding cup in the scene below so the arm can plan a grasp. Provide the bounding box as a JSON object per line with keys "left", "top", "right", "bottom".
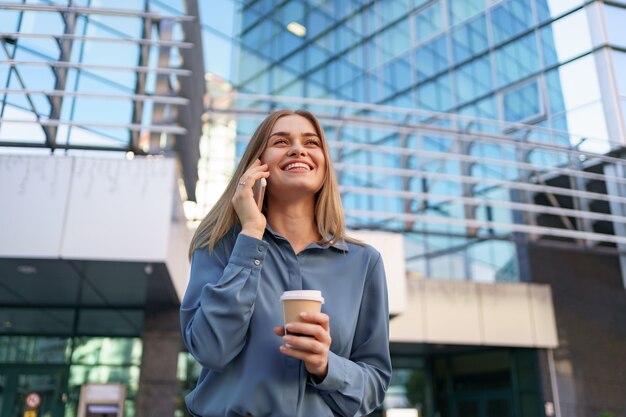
{"left": 275, "top": 290, "right": 329, "bottom": 379}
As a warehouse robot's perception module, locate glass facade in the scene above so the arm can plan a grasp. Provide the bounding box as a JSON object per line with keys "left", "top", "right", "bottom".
{"left": 0, "top": 336, "right": 141, "bottom": 417}
{"left": 192, "top": 0, "right": 626, "bottom": 284}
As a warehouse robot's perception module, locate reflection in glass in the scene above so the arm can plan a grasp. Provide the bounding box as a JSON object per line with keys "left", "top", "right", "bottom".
{"left": 415, "top": 34, "right": 448, "bottom": 81}
{"left": 417, "top": 74, "right": 452, "bottom": 112}
{"left": 448, "top": 0, "right": 483, "bottom": 26}
{"left": 494, "top": 33, "right": 539, "bottom": 88}
{"left": 454, "top": 55, "right": 492, "bottom": 103}
{"left": 491, "top": 0, "right": 534, "bottom": 44}
{"left": 71, "top": 337, "right": 142, "bottom": 366}
{"left": 0, "top": 336, "right": 70, "bottom": 364}
{"left": 451, "top": 14, "right": 488, "bottom": 64}
{"left": 415, "top": 1, "right": 442, "bottom": 41}
{"left": 503, "top": 81, "right": 541, "bottom": 122}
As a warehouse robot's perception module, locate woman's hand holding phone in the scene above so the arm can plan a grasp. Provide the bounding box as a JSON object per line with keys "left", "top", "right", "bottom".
{"left": 232, "top": 159, "right": 270, "bottom": 240}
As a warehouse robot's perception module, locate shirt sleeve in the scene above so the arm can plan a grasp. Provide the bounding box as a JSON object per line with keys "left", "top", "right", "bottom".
{"left": 180, "top": 232, "right": 269, "bottom": 371}
{"left": 309, "top": 253, "right": 392, "bottom": 416}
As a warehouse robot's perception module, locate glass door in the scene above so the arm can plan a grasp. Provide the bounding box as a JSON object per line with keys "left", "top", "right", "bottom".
{"left": 0, "top": 365, "right": 67, "bottom": 417}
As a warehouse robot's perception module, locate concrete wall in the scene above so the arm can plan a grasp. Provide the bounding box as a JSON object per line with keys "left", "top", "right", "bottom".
{"left": 527, "top": 243, "right": 626, "bottom": 417}
{"left": 389, "top": 278, "right": 558, "bottom": 348}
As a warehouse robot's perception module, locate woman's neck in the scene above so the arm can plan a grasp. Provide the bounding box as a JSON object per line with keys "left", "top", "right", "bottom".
{"left": 266, "top": 197, "right": 320, "bottom": 254}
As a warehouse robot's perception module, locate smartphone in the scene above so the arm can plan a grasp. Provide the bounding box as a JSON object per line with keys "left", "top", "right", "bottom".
{"left": 252, "top": 177, "right": 267, "bottom": 210}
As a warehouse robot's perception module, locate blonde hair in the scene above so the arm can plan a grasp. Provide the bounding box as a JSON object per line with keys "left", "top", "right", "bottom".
{"left": 189, "top": 109, "right": 359, "bottom": 258}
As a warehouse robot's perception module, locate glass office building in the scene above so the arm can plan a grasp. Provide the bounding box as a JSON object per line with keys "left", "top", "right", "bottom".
{"left": 2, "top": 1, "right": 626, "bottom": 416}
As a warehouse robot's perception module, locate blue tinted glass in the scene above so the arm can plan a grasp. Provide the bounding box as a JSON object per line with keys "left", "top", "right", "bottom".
{"left": 540, "top": 26, "right": 558, "bottom": 67}
{"left": 451, "top": 14, "right": 488, "bottom": 64}
{"left": 274, "top": 30, "right": 304, "bottom": 59}
{"left": 417, "top": 74, "right": 452, "bottom": 111}
{"left": 383, "top": 54, "right": 413, "bottom": 92}
{"left": 459, "top": 95, "right": 496, "bottom": 119}
{"left": 376, "top": 19, "right": 411, "bottom": 64}
{"left": 85, "top": 15, "right": 142, "bottom": 39}
{"left": 278, "top": 1, "right": 305, "bottom": 26}
{"left": 336, "top": 26, "right": 359, "bottom": 51}
{"left": 449, "top": 0, "right": 484, "bottom": 25}
{"left": 415, "top": 1, "right": 442, "bottom": 41}
{"left": 454, "top": 55, "right": 493, "bottom": 103}
{"left": 200, "top": 0, "right": 234, "bottom": 35}
{"left": 494, "top": 33, "right": 539, "bottom": 87}
{"left": 379, "top": 0, "right": 410, "bottom": 26}
{"left": 415, "top": 34, "right": 448, "bottom": 81}
{"left": 203, "top": 32, "right": 233, "bottom": 80}
{"left": 490, "top": 0, "right": 534, "bottom": 44}
{"left": 0, "top": 10, "right": 21, "bottom": 32}
{"left": 545, "top": 69, "right": 566, "bottom": 114}
{"left": 91, "top": 0, "right": 143, "bottom": 10}
{"left": 503, "top": 81, "right": 541, "bottom": 122}
{"left": 306, "top": 44, "right": 331, "bottom": 68}
{"left": 307, "top": 10, "right": 331, "bottom": 39}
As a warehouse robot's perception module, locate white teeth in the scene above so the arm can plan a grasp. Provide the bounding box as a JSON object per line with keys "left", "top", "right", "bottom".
{"left": 284, "top": 162, "right": 310, "bottom": 171}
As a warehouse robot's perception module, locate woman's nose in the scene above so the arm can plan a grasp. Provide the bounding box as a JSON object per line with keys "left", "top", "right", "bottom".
{"left": 288, "top": 142, "right": 307, "bottom": 156}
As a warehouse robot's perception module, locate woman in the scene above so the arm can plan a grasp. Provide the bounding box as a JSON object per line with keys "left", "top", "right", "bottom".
{"left": 180, "top": 109, "right": 391, "bottom": 417}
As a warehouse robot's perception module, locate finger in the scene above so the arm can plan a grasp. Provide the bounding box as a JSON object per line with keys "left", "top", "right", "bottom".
{"left": 273, "top": 326, "right": 285, "bottom": 336}
{"left": 283, "top": 335, "right": 327, "bottom": 354}
{"left": 299, "top": 312, "right": 330, "bottom": 330}
{"left": 285, "top": 322, "right": 330, "bottom": 344}
{"left": 239, "top": 164, "right": 269, "bottom": 185}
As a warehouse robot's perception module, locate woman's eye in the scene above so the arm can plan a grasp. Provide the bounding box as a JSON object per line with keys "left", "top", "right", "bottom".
{"left": 274, "top": 138, "right": 287, "bottom": 144}
{"left": 307, "top": 139, "right": 320, "bottom": 145}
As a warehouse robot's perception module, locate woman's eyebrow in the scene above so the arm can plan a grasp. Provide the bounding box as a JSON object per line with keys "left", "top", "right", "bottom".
{"left": 269, "top": 131, "right": 319, "bottom": 138}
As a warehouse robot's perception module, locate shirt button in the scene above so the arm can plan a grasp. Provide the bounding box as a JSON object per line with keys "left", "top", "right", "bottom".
{"left": 254, "top": 259, "right": 261, "bottom": 266}
{"left": 257, "top": 246, "right": 264, "bottom": 253}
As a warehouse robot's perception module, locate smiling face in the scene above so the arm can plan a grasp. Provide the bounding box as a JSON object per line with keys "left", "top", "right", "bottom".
{"left": 260, "top": 114, "right": 327, "bottom": 201}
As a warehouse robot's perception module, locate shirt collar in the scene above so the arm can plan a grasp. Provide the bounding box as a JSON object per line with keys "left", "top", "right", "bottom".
{"left": 265, "top": 223, "right": 349, "bottom": 252}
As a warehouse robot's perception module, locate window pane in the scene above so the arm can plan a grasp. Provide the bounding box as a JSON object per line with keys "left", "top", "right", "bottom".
{"left": 417, "top": 73, "right": 452, "bottom": 111}
{"left": 454, "top": 55, "right": 493, "bottom": 103}
{"left": 451, "top": 14, "right": 488, "bottom": 64}
{"left": 604, "top": 5, "right": 626, "bottom": 49}
{"left": 546, "top": 10, "right": 592, "bottom": 64}
{"left": 449, "top": 0, "right": 484, "bottom": 26}
{"left": 503, "top": 81, "right": 541, "bottom": 122}
{"left": 494, "top": 33, "right": 539, "bottom": 88}
{"left": 415, "top": 34, "right": 448, "bottom": 81}
{"left": 557, "top": 55, "right": 601, "bottom": 111}
{"left": 415, "top": 1, "right": 443, "bottom": 42}
{"left": 491, "top": 0, "right": 534, "bottom": 44}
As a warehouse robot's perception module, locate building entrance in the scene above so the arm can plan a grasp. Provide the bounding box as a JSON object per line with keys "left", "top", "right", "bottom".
{"left": 0, "top": 365, "right": 67, "bottom": 417}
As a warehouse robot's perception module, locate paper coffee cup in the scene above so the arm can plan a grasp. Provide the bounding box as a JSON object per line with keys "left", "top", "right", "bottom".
{"left": 280, "top": 290, "right": 324, "bottom": 334}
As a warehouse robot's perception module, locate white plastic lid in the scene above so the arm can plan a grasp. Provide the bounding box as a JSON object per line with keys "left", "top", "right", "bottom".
{"left": 280, "top": 290, "right": 324, "bottom": 303}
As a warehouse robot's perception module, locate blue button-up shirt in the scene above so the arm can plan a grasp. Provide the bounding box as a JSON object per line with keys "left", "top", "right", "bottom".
{"left": 180, "top": 224, "right": 392, "bottom": 417}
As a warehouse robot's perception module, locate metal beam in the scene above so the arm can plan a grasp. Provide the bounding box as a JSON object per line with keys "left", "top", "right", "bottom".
{"left": 0, "top": 32, "right": 193, "bottom": 48}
